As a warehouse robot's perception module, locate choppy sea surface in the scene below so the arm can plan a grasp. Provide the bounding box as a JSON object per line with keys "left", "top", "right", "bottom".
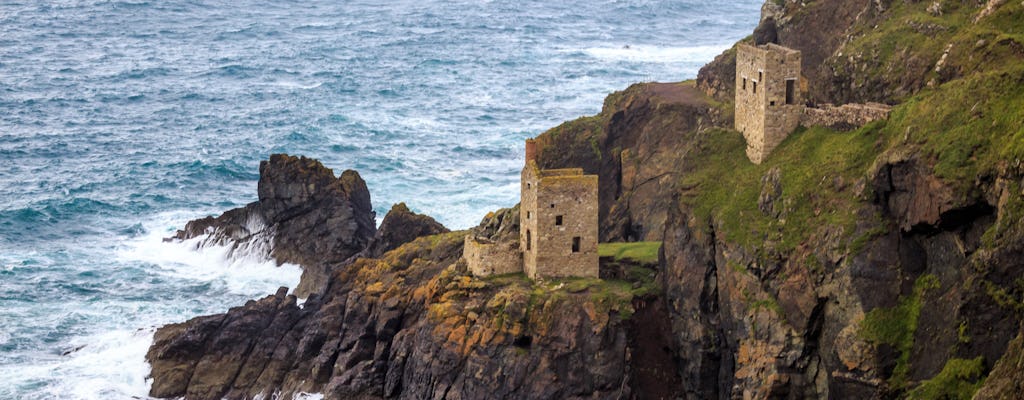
{"left": 0, "top": 1, "right": 760, "bottom": 398}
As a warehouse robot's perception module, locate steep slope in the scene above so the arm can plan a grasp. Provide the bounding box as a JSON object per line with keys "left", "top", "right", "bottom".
{"left": 532, "top": 82, "right": 728, "bottom": 242}
{"left": 533, "top": 1, "right": 1024, "bottom": 398}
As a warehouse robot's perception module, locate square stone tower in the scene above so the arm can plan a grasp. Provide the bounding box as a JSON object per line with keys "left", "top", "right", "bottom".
{"left": 735, "top": 43, "right": 803, "bottom": 164}
{"left": 520, "top": 139, "right": 599, "bottom": 279}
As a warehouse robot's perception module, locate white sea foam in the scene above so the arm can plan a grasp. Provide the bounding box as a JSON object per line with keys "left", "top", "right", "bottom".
{"left": 7, "top": 328, "right": 157, "bottom": 400}
{"left": 253, "top": 390, "right": 325, "bottom": 400}
{"left": 116, "top": 211, "right": 303, "bottom": 296}
{"left": 1, "top": 211, "right": 305, "bottom": 398}
{"left": 271, "top": 80, "right": 325, "bottom": 90}
{"left": 580, "top": 44, "right": 731, "bottom": 64}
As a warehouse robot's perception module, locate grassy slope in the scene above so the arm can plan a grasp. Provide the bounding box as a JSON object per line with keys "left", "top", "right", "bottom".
{"left": 682, "top": 1, "right": 1024, "bottom": 253}
{"left": 671, "top": 2, "right": 1022, "bottom": 397}
{"left": 598, "top": 241, "right": 662, "bottom": 264}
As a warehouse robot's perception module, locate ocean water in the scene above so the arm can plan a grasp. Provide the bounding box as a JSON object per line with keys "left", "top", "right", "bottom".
{"left": 0, "top": 1, "right": 761, "bottom": 398}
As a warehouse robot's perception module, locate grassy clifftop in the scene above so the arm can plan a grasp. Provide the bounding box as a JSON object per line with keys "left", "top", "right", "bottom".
{"left": 535, "top": 2, "right": 1024, "bottom": 398}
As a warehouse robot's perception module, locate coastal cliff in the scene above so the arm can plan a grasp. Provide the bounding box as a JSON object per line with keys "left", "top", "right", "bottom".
{"left": 148, "top": 0, "right": 1024, "bottom": 399}
{"left": 171, "top": 154, "right": 377, "bottom": 297}
{"left": 150, "top": 170, "right": 670, "bottom": 399}
{"left": 531, "top": 1, "right": 1024, "bottom": 398}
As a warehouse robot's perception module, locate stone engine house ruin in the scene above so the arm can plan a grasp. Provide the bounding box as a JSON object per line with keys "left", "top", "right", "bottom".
{"left": 735, "top": 43, "right": 804, "bottom": 164}
{"left": 464, "top": 139, "right": 599, "bottom": 280}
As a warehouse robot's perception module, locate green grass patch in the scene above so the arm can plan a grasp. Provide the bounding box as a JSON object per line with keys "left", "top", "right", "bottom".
{"left": 880, "top": 65, "right": 1024, "bottom": 191}
{"left": 906, "top": 356, "right": 986, "bottom": 400}
{"left": 680, "top": 123, "right": 880, "bottom": 254}
{"left": 598, "top": 241, "right": 662, "bottom": 264}
{"left": 859, "top": 274, "right": 941, "bottom": 388}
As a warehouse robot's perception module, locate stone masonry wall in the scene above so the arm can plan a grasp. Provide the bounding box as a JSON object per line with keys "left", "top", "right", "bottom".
{"left": 802, "top": 102, "right": 892, "bottom": 130}
{"left": 736, "top": 43, "right": 803, "bottom": 164}
{"left": 464, "top": 235, "right": 522, "bottom": 277}
{"left": 760, "top": 44, "right": 803, "bottom": 163}
{"left": 735, "top": 43, "right": 767, "bottom": 150}
{"left": 521, "top": 162, "right": 540, "bottom": 278}
{"left": 530, "top": 173, "right": 599, "bottom": 279}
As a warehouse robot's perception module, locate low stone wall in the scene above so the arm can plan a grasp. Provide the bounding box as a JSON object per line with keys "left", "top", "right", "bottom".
{"left": 801, "top": 102, "right": 892, "bottom": 130}
{"left": 464, "top": 235, "right": 522, "bottom": 277}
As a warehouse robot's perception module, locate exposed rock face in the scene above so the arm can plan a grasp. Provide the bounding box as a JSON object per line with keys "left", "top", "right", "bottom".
{"left": 974, "top": 327, "right": 1024, "bottom": 399}
{"left": 149, "top": 2, "right": 1024, "bottom": 399}
{"left": 358, "top": 202, "right": 448, "bottom": 260}
{"left": 171, "top": 154, "right": 377, "bottom": 297}
{"left": 752, "top": 17, "right": 778, "bottom": 45}
{"left": 655, "top": 155, "right": 1018, "bottom": 398}
{"left": 148, "top": 210, "right": 673, "bottom": 399}
{"left": 534, "top": 82, "right": 727, "bottom": 242}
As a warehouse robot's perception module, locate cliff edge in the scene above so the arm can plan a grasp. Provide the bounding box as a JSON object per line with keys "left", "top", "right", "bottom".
{"left": 148, "top": 1, "right": 1024, "bottom": 398}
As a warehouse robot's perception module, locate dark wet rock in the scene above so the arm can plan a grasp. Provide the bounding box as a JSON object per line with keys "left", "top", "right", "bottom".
{"left": 357, "top": 202, "right": 448, "bottom": 260}
{"left": 974, "top": 327, "right": 1024, "bottom": 399}
{"left": 147, "top": 231, "right": 662, "bottom": 400}
{"left": 752, "top": 16, "right": 778, "bottom": 45}
{"left": 170, "top": 154, "right": 376, "bottom": 297}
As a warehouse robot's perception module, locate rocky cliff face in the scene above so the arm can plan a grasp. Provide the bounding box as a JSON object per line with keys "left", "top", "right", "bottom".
{"left": 149, "top": 1, "right": 1024, "bottom": 399}
{"left": 149, "top": 200, "right": 671, "bottom": 399}
{"left": 530, "top": 2, "right": 1024, "bottom": 398}
{"left": 171, "top": 154, "right": 377, "bottom": 297}
{"left": 533, "top": 82, "right": 727, "bottom": 242}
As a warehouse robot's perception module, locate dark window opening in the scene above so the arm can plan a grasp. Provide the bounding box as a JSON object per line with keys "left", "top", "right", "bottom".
{"left": 550, "top": 203, "right": 555, "bottom": 208}
{"left": 742, "top": 78, "right": 747, "bottom": 90}
{"left": 555, "top": 215, "right": 563, "bottom": 225}
{"left": 526, "top": 183, "right": 531, "bottom": 189}
{"left": 758, "top": 71, "right": 763, "bottom": 81}
{"left": 526, "top": 211, "right": 531, "bottom": 219}
{"left": 526, "top": 230, "right": 532, "bottom": 251}
{"left": 785, "top": 79, "right": 796, "bottom": 105}
{"left": 513, "top": 335, "right": 533, "bottom": 348}
{"left": 753, "top": 81, "right": 758, "bottom": 94}
{"left": 572, "top": 237, "right": 581, "bottom": 253}
{"left": 770, "top": 100, "right": 776, "bottom": 106}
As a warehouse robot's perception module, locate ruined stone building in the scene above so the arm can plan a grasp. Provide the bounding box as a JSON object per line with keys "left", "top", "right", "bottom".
{"left": 464, "top": 139, "right": 599, "bottom": 280}
{"left": 735, "top": 43, "right": 804, "bottom": 164}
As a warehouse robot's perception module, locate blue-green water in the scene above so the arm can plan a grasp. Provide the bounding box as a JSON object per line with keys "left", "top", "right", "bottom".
{"left": 0, "top": 1, "right": 760, "bottom": 397}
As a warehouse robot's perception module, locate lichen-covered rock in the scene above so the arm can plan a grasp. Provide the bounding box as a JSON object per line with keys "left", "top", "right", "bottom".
{"left": 358, "top": 202, "right": 448, "bottom": 260}
{"left": 171, "top": 154, "right": 376, "bottom": 297}
{"left": 147, "top": 230, "right": 672, "bottom": 400}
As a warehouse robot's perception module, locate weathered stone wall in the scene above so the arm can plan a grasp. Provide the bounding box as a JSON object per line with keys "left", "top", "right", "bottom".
{"left": 802, "top": 102, "right": 891, "bottom": 130}
{"left": 735, "top": 43, "right": 767, "bottom": 146}
{"left": 518, "top": 138, "right": 599, "bottom": 280}
{"left": 735, "top": 43, "right": 803, "bottom": 164}
{"left": 521, "top": 161, "right": 540, "bottom": 277}
{"left": 529, "top": 170, "right": 599, "bottom": 279}
{"left": 463, "top": 235, "right": 522, "bottom": 277}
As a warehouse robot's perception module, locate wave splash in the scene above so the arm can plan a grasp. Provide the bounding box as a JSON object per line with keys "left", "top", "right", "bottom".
{"left": 119, "top": 211, "right": 302, "bottom": 296}
{"left": 0, "top": 211, "right": 305, "bottom": 399}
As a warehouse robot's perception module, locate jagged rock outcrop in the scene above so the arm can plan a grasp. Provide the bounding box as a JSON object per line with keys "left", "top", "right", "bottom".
{"left": 170, "top": 154, "right": 376, "bottom": 296}
{"left": 148, "top": 209, "right": 673, "bottom": 399}
{"left": 357, "top": 202, "right": 448, "bottom": 260}
{"left": 149, "top": 2, "right": 1024, "bottom": 399}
